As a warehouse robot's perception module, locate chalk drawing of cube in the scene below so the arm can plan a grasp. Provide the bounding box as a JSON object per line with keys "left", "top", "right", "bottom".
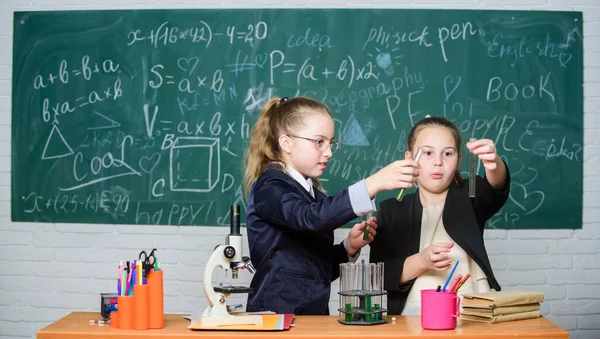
{"left": 170, "top": 137, "right": 220, "bottom": 192}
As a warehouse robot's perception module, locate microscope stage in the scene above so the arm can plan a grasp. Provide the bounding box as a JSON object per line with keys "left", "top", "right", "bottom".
{"left": 214, "top": 286, "right": 255, "bottom": 294}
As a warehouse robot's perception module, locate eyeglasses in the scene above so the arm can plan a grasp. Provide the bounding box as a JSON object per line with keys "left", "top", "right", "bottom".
{"left": 288, "top": 135, "right": 340, "bottom": 153}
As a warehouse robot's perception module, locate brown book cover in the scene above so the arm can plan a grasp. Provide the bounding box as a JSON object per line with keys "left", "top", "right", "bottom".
{"left": 462, "top": 303, "right": 540, "bottom": 316}
{"left": 461, "top": 310, "right": 541, "bottom": 324}
{"left": 461, "top": 291, "right": 545, "bottom": 308}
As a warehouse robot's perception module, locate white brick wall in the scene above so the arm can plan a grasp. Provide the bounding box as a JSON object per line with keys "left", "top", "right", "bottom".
{"left": 1, "top": 1, "right": 599, "bottom": 339}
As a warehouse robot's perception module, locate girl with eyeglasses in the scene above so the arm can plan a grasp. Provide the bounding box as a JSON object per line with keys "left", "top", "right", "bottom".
{"left": 243, "top": 96, "right": 419, "bottom": 315}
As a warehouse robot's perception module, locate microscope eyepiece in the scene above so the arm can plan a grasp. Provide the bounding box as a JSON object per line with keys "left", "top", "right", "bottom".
{"left": 230, "top": 204, "right": 240, "bottom": 235}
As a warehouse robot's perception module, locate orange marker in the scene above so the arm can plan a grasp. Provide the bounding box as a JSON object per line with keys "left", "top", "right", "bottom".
{"left": 454, "top": 273, "right": 471, "bottom": 292}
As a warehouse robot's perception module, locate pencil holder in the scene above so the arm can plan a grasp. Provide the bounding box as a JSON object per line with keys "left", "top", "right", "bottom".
{"left": 338, "top": 260, "right": 387, "bottom": 325}
{"left": 117, "top": 296, "right": 134, "bottom": 330}
{"left": 147, "top": 270, "right": 164, "bottom": 329}
{"left": 421, "top": 289, "right": 460, "bottom": 330}
{"left": 133, "top": 284, "right": 149, "bottom": 330}
{"left": 100, "top": 293, "right": 118, "bottom": 321}
{"left": 110, "top": 312, "right": 119, "bottom": 328}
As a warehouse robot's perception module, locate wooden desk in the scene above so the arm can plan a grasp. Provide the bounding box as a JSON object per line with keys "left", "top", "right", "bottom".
{"left": 37, "top": 312, "right": 569, "bottom": 339}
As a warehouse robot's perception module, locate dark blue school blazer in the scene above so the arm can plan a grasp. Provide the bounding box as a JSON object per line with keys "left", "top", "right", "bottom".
{"left": 245, "top": 163, "right": 359, "bottom": 315}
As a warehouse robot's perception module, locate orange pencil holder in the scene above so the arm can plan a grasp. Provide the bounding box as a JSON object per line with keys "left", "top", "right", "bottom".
{"left": 147, "top": 270, "right": 164, "bottom": 329}
{"left": 117, "top": 295, "right": 134, "bottom": 330}
{"left": 133, "top": 284, "right": 149, "bottom": 330}
{"left": 110, "top": 312, "right": 119, "bottom": 329}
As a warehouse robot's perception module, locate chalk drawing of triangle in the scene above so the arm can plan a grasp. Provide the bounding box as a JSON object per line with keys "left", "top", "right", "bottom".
{"left": 341, "top": 114, "right": 369, "bottom": 146}
{"left": 87, "top": 111, "right": 121, "bottom": 130}
{"left": 42, "top": 124, "right": 74, "bottom": 160}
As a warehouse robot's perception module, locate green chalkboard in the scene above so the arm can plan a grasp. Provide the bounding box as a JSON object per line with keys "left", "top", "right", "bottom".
{"left": 12, "top": 9, "right": 583, "bottom": 228}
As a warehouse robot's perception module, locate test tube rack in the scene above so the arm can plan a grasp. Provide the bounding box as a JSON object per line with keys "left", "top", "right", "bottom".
{"left": 338, "top": 260, "right": 387, "bottom": 325}
{"left": 337, "top": 289, "right": 388, "bottom": 325}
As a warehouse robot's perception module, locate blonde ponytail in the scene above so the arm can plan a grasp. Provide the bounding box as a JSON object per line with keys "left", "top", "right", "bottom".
{"left": 243, "top": 98, "right": 282, "bottom": 195}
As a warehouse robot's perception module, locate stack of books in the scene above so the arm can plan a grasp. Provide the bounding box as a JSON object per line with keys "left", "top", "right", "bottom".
{"left": 460, "top": 291, "right": 545, "bottom": 324}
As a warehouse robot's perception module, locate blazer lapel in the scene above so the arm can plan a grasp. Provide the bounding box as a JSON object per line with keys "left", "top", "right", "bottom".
{"left": 443, "top": 185, "right": 477, "bottom": 254}
{"left": 388, "top": 193, "right": 422, "bottom": 257}
{"left": 289, "top": 178, "right": 316, "bottom": 202}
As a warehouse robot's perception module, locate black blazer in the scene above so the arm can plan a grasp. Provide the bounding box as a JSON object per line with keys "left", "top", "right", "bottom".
{"left": 246, "top": 164, "right": 358, "bottom": 315}
{"left": 369, "top": 173, "right": 510, "bottom": 315}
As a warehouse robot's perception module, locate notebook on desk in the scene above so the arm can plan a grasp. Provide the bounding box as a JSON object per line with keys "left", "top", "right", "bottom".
{"left": 187, "top": 313, "right": 294, "bottom": 331}
{"left": 461, "top": 290, "right": 545, "bottom": 308}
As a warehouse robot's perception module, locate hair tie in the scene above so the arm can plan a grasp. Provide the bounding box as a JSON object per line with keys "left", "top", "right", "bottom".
{"left": 279, "top": 97, "right": 289, "bottom": 104}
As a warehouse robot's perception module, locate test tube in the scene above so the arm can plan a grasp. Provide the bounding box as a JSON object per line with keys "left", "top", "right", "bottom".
{"left": 362, "top": 213, "right": 373, "bottom": 241}
{"left": 372, "top": 263, "right": 381, "bottom": 321}
{"left": 360, "top": 260, "right": 366, "bottom": 321}
{"left": 340, "top": 263, "right": 352, "bottom": 322}
{"left": 352, "top": 263, "right": 360, "bottom": 321}
{"left": 396, "top": 148, "right": 423, "bottom": 201}
{"left": 469, "top": 138, "right": 477, "bottom": 198}
{"left": 365, "top": 263, "right": 372, "bottom": 322}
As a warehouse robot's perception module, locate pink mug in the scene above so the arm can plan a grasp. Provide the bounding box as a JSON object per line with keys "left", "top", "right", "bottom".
{"left": 421, "top": 289, "right": 461, "bottom": 330}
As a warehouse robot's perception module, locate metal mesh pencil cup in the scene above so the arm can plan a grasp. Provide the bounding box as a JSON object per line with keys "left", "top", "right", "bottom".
{"left": 338, "top": 260, "right": 387, "bottom": 325}
{"left": 100, "top": 293, "right": 119, "bottom": 321}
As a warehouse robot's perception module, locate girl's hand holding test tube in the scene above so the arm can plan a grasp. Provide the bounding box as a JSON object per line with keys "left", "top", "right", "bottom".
{"left": 466, "top": 138, "right": 507, "bottom": 190}
{"left": 396, "top": 148, "right": 423, "bottom": 201}
{"left": 364, "top": 157, "right": 420, "bottom": 199}
{"left": 347, "top": 215, "right": 378, "bottom": 256}
{"left": 466, "top": 139, "right": 500, "bottom": 170}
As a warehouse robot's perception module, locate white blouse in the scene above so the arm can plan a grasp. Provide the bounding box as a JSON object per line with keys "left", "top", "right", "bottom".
{"left": 402, "top": 204, "right": 490, "bottom": 315}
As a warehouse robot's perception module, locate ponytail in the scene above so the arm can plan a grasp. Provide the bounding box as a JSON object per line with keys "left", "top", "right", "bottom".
{"left": 243, "top": 98, "right": 283, "bottom": 195}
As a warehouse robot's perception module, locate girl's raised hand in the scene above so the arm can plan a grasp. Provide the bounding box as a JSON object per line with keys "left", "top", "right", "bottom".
{"left": 365, "top": 159, "right": 419, "bottom": 197}
{"left": 467, "top": 139, "right": 500, "bottom": 170}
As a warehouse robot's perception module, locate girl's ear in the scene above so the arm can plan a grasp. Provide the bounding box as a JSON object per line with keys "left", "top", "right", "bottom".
{"left": 279, "top": 135, "right": 292, "bottom": 154}
{"left": 405, "top": 150, "right": 412, "bottom": 160}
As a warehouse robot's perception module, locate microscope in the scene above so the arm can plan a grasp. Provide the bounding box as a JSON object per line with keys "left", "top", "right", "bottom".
{"left": 198, "top": 204, "right": 263, "bottom": 326}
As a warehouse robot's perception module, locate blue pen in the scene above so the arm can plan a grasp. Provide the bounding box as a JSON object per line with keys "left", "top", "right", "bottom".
{"left": 132, "top": 266, "right": 136, "bottom": 287}
{"left": 441, "top": 260, "right": 459, "bottom": 292}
